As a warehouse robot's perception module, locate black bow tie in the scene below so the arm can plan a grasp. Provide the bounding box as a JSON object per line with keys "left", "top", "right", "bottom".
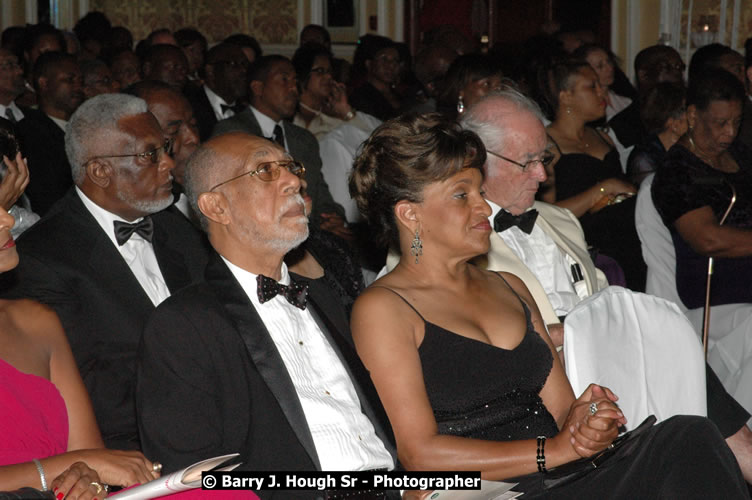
{"left": 257, "top": 274, "right": 309, "bottom": 310}
{"left": 114, "top": 217, "right": 154, "bottom": 245}
{"left": 220, "top": 102, "right": 244, "bottom": 115}
{"left": 493, "top": 209, "right": 539, "bottom": 234}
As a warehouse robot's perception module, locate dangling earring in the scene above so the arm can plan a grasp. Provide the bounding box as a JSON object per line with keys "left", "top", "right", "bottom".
{"left": 687, "top": 125, "right": 696, "bottom": 151}
{"left": 457, "top": 95, "right": 465, "bottom": 115}
{"left": 410, "top": 228, "right": 423, "bottom": 264}
{"left": 566, "top": 106, "right": 572, "bottom": 115}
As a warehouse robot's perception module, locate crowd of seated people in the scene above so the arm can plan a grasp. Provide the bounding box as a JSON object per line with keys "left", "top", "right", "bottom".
{"left": 2, "top": 9, "right": 752, "bottom": 499}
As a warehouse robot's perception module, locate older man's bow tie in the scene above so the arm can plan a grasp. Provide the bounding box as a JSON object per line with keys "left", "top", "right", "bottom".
{"left": 114, "top": 217, "right": 154, "bottom": 245}
{"left": 257, "top": 275, "right": 309, "bottom": 310}
{"left": 493, "top": 209, "right": 538, "bottom": 234}
{"left": 220, "top": 103, "right": 244, "bottom": 115}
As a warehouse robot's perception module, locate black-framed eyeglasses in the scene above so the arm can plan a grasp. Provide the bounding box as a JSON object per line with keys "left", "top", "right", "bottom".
{"left": 209, "top": 160, "right": 306, "bottom": 191}
{"left": 486, "top": 149, "right": 554, "bottom": 172}
{"left": 84, "top": 138, "right": 174, "bottom": 166}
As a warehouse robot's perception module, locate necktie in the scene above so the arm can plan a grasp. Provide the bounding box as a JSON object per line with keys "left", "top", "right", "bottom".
{"left": 220, "top": 102, "right": 244, "bottom": 116}
{"left": 114, "top": 217, "right": 154, "bottom": 245}
{"left": 271, "top": 124, "right": 285, "bottom": 147}
{"left": 4, "top": 107, "right": 17, "bottom": 123}
{"left": 493, "top": 209, "right": 539, "bottom": 234}
{"left": 257, "top": 274, "right": 309, "bottom": 310}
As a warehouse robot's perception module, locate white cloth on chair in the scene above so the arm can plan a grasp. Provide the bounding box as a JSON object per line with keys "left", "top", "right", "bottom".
{"left": 636, "top": 173, "right": 752, "bottom": 423}
{"left": 635, "top": 173, "right": 686, "bottom": 312}
{"left": 564, "top": 286, "right": 707, "bottom": 429}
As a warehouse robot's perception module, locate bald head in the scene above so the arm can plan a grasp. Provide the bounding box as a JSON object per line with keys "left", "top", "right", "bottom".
{"left": 184, "top": 133, "right": 277, "bottom": 229}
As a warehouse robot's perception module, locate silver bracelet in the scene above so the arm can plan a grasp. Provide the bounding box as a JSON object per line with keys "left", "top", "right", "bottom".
{"left": 33, "top": 458, "right": 48, "bottom": 491}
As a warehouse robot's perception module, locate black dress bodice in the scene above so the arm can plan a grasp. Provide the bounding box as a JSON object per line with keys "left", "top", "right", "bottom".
{"left": 381, "top": 281, "right": 559, "bottom": 442}
{"left": 552, "top": 136, "right": 646, "bottom": 291}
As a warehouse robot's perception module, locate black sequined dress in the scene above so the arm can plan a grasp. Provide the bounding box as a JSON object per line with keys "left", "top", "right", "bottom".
{"left": 383, "top": 282, "right": 559, "bottom": 441}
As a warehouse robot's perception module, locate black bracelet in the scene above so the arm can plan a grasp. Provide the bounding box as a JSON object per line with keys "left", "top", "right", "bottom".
{"left": 536, "top": 436, "right": 547, "bottom": 473}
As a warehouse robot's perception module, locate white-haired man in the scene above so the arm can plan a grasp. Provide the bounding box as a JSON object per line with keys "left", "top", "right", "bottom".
{"left": 460, "top": 88, "right": 752, "bottom": 482}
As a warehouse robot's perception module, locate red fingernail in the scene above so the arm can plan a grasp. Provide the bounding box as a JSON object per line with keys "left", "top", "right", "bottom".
{"left": 56, "top": 493, "right": 64, "bottom": 500}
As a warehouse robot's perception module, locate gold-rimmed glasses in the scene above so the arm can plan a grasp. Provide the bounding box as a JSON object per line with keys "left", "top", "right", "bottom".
{"left": 209, "top": 160, "right": 306, "bottom": 191}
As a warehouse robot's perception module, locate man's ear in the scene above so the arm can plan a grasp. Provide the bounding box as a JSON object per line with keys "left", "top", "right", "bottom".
{"left": 37, "top": 76, "right": 49, "bottom": 93}
{"left": 85, "top": 159, "right": 112, "bottom": 189}
{"left": 686, "top": 104, "right": 698, "bottom": 130}
{"left": 198, "top": 192, "right": 230, "bottom": 226}
{"left": 249, "top": 80, "right": 263, "bottom": 100}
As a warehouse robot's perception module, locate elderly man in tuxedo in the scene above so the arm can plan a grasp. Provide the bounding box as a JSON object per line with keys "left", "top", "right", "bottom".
{"left": 459, "top": 88, "right": 752, "bottom": 482}
{"left": 213, "top": 54, "right": 348, "bottom": 239}
{"left": 137, "top": 133, "right": 396, "bottom": 499}
{"left": 3, "top": 93, "right": 209, "bottom": 450}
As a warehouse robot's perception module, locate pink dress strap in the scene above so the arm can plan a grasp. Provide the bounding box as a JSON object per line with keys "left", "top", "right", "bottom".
{"left": 0, "top": 357, "right": 68, "bottom": 465}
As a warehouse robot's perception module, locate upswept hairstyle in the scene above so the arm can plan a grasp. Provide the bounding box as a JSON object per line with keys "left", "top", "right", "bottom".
{"left": 349, "top": 113, "right": 486, "bottom": 251}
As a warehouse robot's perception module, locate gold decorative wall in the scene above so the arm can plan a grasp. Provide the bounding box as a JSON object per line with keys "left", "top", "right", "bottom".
{"left": 89, "top": 0, "right": 298, "bottom": 45}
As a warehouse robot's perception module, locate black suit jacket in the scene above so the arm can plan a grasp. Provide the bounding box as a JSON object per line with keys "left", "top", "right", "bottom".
{"left": 2, "top": 189, "right": 210, "bottom": 449}
{"left": 212, "top": 109, "right": 345, "bottom": 221}
{"left": 137, "top": 253, "right": 395, "bottom": 499}
{"left": 16, "top": 108, "right": 73, "bottom": 215}
{"left": 608, "top": 100, "right": 646, "bottom": 150}
{"left": 183, "top": 83, "right": 218, "bottom": 142}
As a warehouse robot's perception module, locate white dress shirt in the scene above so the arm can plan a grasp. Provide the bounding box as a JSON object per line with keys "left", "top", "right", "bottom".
{"left": 204, "top": 85, "right": 238, "bottom": 121}
{"left": 0, "top": 101, "right": 24, "bottom": 123}
{"left": 76, "top": 187, "right": 170, "bottom": 306}
{"left": 489, "top": 200, "right": 581, "bottom": 316}
{"left": 48, "top": 114, "right": 67, "bottom": 132}
{"left": 223, "top": 258, "right": 394, "bottom": 471}
{"left": 250, "top": 106, "right": 288, "bottom": 151}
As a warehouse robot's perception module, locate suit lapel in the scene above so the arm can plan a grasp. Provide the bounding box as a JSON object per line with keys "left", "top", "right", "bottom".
{"left": 151, "top": 209, "right": 193, "bottom": 293}
{"left": 65, "top": 191, "right": 155, "bottom": 313}
{"left": 205, "top": 255, "right": 321, "bottom": 469}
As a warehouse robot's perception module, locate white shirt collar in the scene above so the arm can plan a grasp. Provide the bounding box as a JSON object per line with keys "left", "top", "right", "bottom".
{"left": 48, "top": 114, "right": 68, "bottom": 132}
{"left": 76, "top": 186, "right": 146, "bottom": 248}
{"left": 0, "top": 101, "right": 24, "bottom": 121}
{"left": 250, "top": 106, "right": 283, "bottom": 141}
{"left": 204, "top": 85, "right": 236, "bottom": 120}
{"left": 221, "top": 256, "right": 292, "bottom": 295}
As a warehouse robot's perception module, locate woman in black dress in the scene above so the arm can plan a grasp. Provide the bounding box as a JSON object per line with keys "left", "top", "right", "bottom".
{"left": 545, "top": 61, "right": 645, "bottom": 291}
{"left": 348, "top": 112, "right": 747, "bottom": 498}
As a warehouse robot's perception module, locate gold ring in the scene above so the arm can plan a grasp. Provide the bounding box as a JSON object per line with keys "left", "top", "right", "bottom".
{"left": 152, "top": 461, "right": 163, "bottom": 472}
{"left": 90, "top": 481, "right": 103, "bottom": 494}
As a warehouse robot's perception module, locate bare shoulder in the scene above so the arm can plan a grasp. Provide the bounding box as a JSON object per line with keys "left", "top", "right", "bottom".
{"left": 5, "top": 299, "right": 65, "bottom": 345}
{"left": 351, "top": 277, "right": 424, "bottom": 345}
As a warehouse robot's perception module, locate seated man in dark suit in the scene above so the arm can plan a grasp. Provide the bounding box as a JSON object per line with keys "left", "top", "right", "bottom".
{"left": 183, "top": 42, "right": 248, "bottom": 141}
{"left": 608, "top": 45, "right": 685, "bottom": 150}
{"left": 125, "top": 80, "right": 200, "bottom": 219}
{"left": 0, "top": 48, "right": 27, "bottom": 124}
{"left": 16, "top": 51, "right": 83, "bottom": 215}
{"left": 213, "top": 55, "right": 349, "bottom": 239}
{"left": 3, "top": 93, "right": 209, "bottom": 450}
{"left": 138, "top": 133, "right": 396, "bottom": 499}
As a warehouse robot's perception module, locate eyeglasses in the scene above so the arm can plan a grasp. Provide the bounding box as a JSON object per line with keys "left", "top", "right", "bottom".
{"left": 310, "top": 67, "right": 333, "bottom": 76}
{"left": 486, "top": 150, "right": 554, "bottom": 172}
{"left": 209, "top": 160, "right": 306, "bottom": 191}
{"left": 85, "top": 138, "right": 174, "bottom": 166}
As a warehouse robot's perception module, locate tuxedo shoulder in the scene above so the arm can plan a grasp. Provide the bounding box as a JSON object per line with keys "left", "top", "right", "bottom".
{"left": 532, "top": 201, "right": 576, "bottom": 221}
{"left": 284, "top": 120, "right": 317, "bottom": 144}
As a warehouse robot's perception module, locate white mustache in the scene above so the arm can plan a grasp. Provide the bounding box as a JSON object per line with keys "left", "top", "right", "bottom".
{"left": 281, "top": 194, "right": 308, "bottom": 218}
